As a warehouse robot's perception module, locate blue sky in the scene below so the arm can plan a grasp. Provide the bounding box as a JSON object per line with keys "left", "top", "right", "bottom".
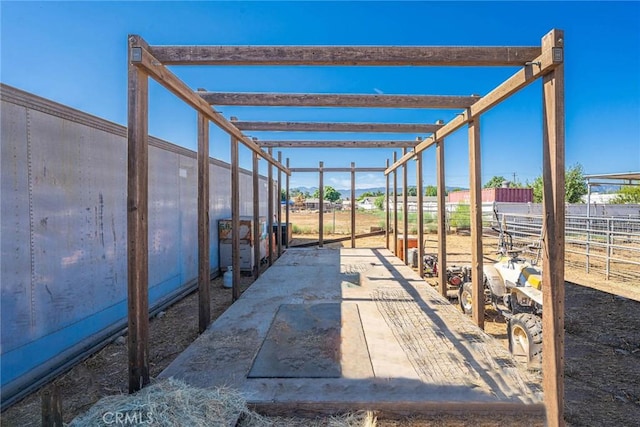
{"left": 2, "top": 1, "right": 639, "bottom": 190}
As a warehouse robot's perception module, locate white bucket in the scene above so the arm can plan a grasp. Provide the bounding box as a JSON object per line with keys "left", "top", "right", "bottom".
{"left": 223, "top": 267, "right": 233, "bottom": 288}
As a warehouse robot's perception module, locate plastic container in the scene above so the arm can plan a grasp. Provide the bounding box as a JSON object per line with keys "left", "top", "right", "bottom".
{"left": 223, "top": 267, "right": 233, "bottom": 288}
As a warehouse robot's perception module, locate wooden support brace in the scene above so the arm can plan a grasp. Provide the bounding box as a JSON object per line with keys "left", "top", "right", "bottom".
{"left": 402, "top": 148, "right": 409, "bottom": 264}
{"left": 234, "top": 121, "right": 443, "bottom": 133}
{"left": 127, "top": 38, "right": 150, "bottom": 394}
{"left": 41, "top": 385, "right": 62, "bottom": 427}
{"left": 319, "top": 162, "right": 324, "bottom": 248}
{"left": 231, "top": 136, "right": 240, "bottom": 301}
{"left": 351, "top": 162, "right": 356, "bottom": 248}
{"left": 436, "top": 139, "right": 448, "bottom": 297}
{"left": 416, "top": 152, "right": 424, "bottom": 278}
{"left": 469, "top": 117, "right": 484, "bottom": 329}
{"left": 258, "top": 140, "right": 418, "bottom": 149}
{"left": 393, "top": 152, "right": 399, "bottom": 256}
{"left": 541, "top": 29, "right": 565, "bottom": 427}
{"left": 277, "top": 151, "right": 283, "bottom": 258}
{"left": 253, "top": 152, "right": 261, "bottom": 279}
{"left": 268, "top": 148, "right": 274, "bottom": 266}
{"left": 197, "top": 112, "right": 210, "bottom": 333}
{"left": 285, "top": 158, "right": 290, "bottom": 249}
{"left": 385, "top": 159, "right": 390, "bottom": 250}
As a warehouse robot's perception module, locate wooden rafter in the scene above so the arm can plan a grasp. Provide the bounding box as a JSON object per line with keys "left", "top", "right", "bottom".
{"left": 201, "top": 92, "right": 479, "bottom": 109}
{"left": 290, "top": 167, "right": 386, "bottom": 173}
{"left": 233, "top": 121, "right": 442, "bottom": 133}
{"left": 149, "top": 45, "right": 540, "bottom": 66}
{"left": 257, "top": 140, "right": 417, "bottom": 149}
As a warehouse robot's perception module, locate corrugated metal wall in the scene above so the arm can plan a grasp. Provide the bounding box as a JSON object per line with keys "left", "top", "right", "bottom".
{"left": 0, "top": 85, "right": 273, "bottom": 406}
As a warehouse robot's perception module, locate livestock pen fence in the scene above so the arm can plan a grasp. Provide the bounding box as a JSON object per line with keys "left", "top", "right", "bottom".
{"left": 497, "top": 213, "right": 640, "bottom": 281}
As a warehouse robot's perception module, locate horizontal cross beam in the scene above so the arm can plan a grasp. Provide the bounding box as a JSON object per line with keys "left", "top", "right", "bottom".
{"left": 149, "top": 45, "right": 541, "bottom": 66}
{"left": 257, "top": 140, "right": 418, "bottom": 148}
{"left": 291, "top": 167, "right": 387, "bottom": 173}
{"left": 200, "top": 92, "right": 479, "bottom": 109}
{"left": 233, "top": 121, "right": 442, "bottom": 133}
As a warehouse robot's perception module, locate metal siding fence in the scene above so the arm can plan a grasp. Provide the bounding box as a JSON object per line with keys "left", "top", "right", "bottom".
{"left": 0, "top": 86, "right": 268, "bottom": 406}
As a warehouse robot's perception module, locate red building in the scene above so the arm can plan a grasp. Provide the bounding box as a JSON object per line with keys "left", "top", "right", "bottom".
{"left": 447, "top": 187, "right": 533, "bottom": 203}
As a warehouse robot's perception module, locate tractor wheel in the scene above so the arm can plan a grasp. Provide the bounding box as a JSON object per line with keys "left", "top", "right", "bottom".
{"left": 459, "top": 282, "right": 473, "bottom": 316}
{"left": 508, "top": 313, "right": 543, "bottom": 367}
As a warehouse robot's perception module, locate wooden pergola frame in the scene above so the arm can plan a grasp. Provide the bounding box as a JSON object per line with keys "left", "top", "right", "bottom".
{"left": 127, "top": 30, "right": 565, "bottom": 425}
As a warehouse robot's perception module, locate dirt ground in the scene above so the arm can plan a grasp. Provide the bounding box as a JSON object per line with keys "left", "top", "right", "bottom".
{"left": 2, "top": 211, "right": 640, "bottom": 426}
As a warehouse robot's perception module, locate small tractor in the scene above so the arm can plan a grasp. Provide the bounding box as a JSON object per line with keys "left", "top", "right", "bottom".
{"left": 457, "top": 212, "right": 544, "bottom": 367}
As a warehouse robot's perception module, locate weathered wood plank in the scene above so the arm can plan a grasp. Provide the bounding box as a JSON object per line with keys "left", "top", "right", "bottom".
{"left": 468, "top": 117, "right": 484, "bottom": 329}
{"left": 149, "top": 45, "right": 541, "bottom": 66}
{"left": 197, "top": 112, "right": 210, "bottom": 333}
{"left": 267, "top": 148, "right": 274, "bottom": 266}
{"left": 393, "top": 152, "right": 398, "bottom": 256}
{"left": 541, "top": 29, "right": 565, "bottom": 427}
{"left": 416, "top": 152, "right": 424, "bottom": 277}
{"left": 402, "top": 148, "right": 409, "bottom": 264}
{"left": 319, "top": 162, "right": 324, "bottom": 248}
{"left": 351, "top": 162, "right": 356, "bottom": 248}
{"left": 277, "top": 151, "right": 283, "bottom": 258}
{"left": 201, "top": 92, "right": 479, "bottom": 108}
{"left": 128, "top": 38, "right": 289, "bottom": 174}
{"left": 127, "top": 35, "right": 150, "bottom": 393}
{"left": 234, "top": 121, "right": 442, "bottom": 133}
{"left": 253, "top": 152, "right": 261, "bottom": 279}
{"left": 436, "top": 139, "right": 447, "bottom": 298}
{"left": 258, "top": 140, "right": 418, "bottom": 148}
{"left": 231, "top": 136, "right": 240, "bottom": 302}
{"left": 41, "top": 385, "right": 62, "bottom": 427}
{"left": 385, "top": 159, "right": 390, "bottom": 250}
{"left": 285, "top": 158, "right": 290, "bottom": 249}
{"left": 290, "top": 167, "right": 387, "bottom": 173}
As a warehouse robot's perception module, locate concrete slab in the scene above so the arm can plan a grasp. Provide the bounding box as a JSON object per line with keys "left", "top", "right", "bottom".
{"left": 160, "top": 247, "right": 543, "bottom": 418}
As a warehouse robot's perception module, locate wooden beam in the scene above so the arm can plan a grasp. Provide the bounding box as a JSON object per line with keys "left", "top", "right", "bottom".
{"left": 402, "top": 148, "right": 409, "bottom": 264}
{"left": 234, "top": 121, "right": 442, "bottom": 133}
{"left": 436, "top": 139, "right": 448, "bottom": 298}
{"left": 267, "top": 148, "right": 274, "bottom": 266}
{"left": 385, "top": 159, "right": 390, "bottom": 250}
{"left": 231, "top": 136, "right": 240, "bottom": 302}
{"left": 351, "top": 162, "right": 356, "bottom": 248}
{"left": 393, "top": 152, "right": 398, "bottom": 256}
{"left": 253, "top": 152, "right": 260, "bottom": 279}
{"left": 416, "top": 152, "right": 424, "bottom": 278}
{"left": 257, "top": 140, "right": 418, "bottom": 149}
{"left": 277, "top": 151, "right": 283, "bottom": 258}
{"left": 541, "top": 29, "right": 565, "bottom": 427}
{"left": 202, "top": 92, "right": 479, "bottom": 109}
{"left": 150, "top": 45, "right": 541, "bottom": 66}
{"left": 128, "top": 37, "right": 289, "bottom": 175}
{"left": 290, "top": 167, "right": 387, "bottom": 173}
{"left": 127, "top": 39, "right": 150, "bottom": 394}
{"left": 319, "top": 162, "right": 324, "bottom": 248}
{"left": 197, "top": 112, "right": 210, "bottom": 333}
{"left": 385, "top": 31, "right": 564, "bottom": 175}
{"left": 469, "top": 117, "right": 484, "bottom": 329}
{"left": 41, "top": 385, "right": 62, "bottom": 427}
{"left": 285, "top": 158, "right": 290, "bottom": 249}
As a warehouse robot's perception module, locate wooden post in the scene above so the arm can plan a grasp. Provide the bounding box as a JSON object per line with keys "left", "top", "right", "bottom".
{"left": 416, "top": 152, "right": 424, "bottom": 277}
{"left": 253, "top": 152, "right": 260, "bottom": 279}
{"left": 385, "top": 159, "right": 390, "bottom": 250}
{"left": 351, "top": 162, "right": 356, "bottom": 248}
{"left": 469, "top": 116, "right": 484, "bottom": 329}
{"left": 436, "top": 139, "right": 448, "bottom": 297}
{"left": 393, "top": 152, "right": 398, "bottom": 256}
{"left": 267, "top": 148, "right": 274, "bottom": 265}
{"left": 285, "top": 158, "right": 290, "bottom": 248}
{"left": 541, "top": 29, "right": 565, "bottom": 427}
{"left": 402, "top": 148, "right": 409, "bottom": 264}
{"left": 197, "top": 112, "right": 210, "bottom": 333}
{"left": 319, "top": 161, "right": 324, "bottom": 248}
{"left": 231, "top": 136, "right": 240, "bottom": 301}
{"left": 277, "top": 151, "right": 283, "bottom": 258}
{"left": 127, "top": 38, "right": 150, "bottom": 393}
{"left": 41, "top": 385, "right": 62, "bottom": 427}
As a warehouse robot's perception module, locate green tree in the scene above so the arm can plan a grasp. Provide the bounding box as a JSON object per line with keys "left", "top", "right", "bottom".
{"left": 374, "top": 194, "right": 386, "bottom": 210}
{"left": 612, "top": 185, "right": 640, "bottom": 204}
{"left": 425, "top": 185, "right": 438, "bottom": 197}
{"left": 483, "top": 176, "right": 508, "bottom": 188}
{"left": 312, "top": 186, "right": 341, "bottom": 202}
{"left": 280, "top": 188, "right": 287, "bottom": 202}
{"left": 357, "top": 190, "right": 383, "bottom": 201}
{"left": 531, "top": 163, "right": 587, "bottom": 203}
{"left": 404, "top": 186, "right": 417, "bottom": 196}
